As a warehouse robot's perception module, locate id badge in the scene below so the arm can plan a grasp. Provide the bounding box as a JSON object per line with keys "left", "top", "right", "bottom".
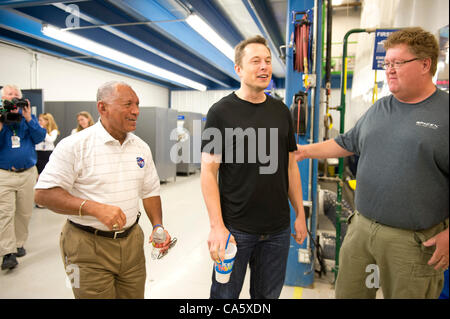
{"left": 11, "top": 136, "right": 20, "bottom": 148}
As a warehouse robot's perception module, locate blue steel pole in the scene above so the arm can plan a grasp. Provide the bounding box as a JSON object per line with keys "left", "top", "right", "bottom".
{"left": 311, "top": 0, "right": 323, "bottom": 287}
{"left": 284, "top": 0, "right": 321, "bottom": 288}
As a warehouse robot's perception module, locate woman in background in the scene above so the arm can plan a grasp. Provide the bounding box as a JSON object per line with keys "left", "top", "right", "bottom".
{"left": 35, "top": 112, "right": 59, "bottom": 175}
{"left": 35, "top": 113, "right": 59, "bottom": 208}
{"left": 71, "top": 111, "right": 94, "bottom": 134}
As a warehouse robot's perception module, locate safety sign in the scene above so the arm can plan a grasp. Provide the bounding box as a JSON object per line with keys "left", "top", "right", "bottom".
{"left": 372, "top": 29, "right": 400, "bottom": 70}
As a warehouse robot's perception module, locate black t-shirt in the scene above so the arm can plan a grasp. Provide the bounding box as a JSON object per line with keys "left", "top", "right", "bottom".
{"left": 201, "top": 92, "right": 297, "bottom": 234}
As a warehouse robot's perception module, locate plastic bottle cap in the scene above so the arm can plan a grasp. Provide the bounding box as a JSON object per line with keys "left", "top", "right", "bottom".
{"left": 154, "top": 227, "right": 166, "bottom": 243}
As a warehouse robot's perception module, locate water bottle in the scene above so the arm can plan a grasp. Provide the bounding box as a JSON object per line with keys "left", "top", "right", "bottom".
{"left": 151, "top": 226, "right": 166, "bottom": 260}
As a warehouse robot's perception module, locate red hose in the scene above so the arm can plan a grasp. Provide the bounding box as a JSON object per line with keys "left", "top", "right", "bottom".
{"left": 302, "top": 18, "right": 309, "bottom": 73}
{"left": 293, "top": 14, "right": 311, "bottom": 74}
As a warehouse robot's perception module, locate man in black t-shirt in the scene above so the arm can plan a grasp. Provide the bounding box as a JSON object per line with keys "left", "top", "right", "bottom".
{"left": 201, "top": 35, "right": 307, "bottom": 299}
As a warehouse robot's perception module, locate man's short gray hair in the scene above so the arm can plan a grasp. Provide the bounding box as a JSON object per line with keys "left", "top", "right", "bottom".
{"left": 1, "top": 84, "right": 22, "bottom": 98}
{"left": 96, "top": 81, "right": 131, "bottom": 102}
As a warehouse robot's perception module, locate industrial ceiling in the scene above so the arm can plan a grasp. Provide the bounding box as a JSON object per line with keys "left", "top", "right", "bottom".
{"left": 0, "top": 0, "right": 290, "bottom": 91}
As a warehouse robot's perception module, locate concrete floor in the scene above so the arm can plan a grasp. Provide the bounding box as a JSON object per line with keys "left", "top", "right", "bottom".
{"left": 0, "top": 173, "right": 338, "bottom": 299}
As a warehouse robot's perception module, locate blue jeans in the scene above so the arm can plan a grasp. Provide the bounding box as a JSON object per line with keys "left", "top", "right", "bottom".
{"left": 210, "top": 225, "right": 291, "bottom": 299}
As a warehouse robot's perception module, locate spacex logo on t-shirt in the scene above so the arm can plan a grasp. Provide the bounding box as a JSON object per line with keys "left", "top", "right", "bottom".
{"left": 416, "top": 121, "right": 439, "bottom": 130}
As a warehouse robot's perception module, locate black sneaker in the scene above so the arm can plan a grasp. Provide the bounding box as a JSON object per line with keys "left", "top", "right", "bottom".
{"left": 15, "top": 247, "right": 26, "bottom": 258}
{"left": 2, "top": 254, "right": 18, "bottom": 270}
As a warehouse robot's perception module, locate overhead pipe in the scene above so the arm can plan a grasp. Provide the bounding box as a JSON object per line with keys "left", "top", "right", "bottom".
{"left": 332, "top": 2, "right": 362, "bottom": 9}
{"left": 60, "top": 19, "right": 186, "bottom": 31}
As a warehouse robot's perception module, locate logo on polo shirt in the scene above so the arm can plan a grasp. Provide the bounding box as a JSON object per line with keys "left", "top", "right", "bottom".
{"left": 136, "top": 157, "right": 145, "bottom": 168}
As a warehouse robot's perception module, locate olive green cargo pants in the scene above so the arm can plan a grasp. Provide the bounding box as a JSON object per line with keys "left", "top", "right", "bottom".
{"left": 335, "top": 211, "right": 447, "bottom": 299}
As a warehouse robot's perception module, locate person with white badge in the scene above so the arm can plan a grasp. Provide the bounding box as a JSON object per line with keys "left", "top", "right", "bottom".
{"left": 0, "top": 84, "right": 46, "bottom": 271}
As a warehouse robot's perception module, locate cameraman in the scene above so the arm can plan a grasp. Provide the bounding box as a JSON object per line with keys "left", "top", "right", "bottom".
{"left": 0, "top": 84, "right": 46, "bottom": 271}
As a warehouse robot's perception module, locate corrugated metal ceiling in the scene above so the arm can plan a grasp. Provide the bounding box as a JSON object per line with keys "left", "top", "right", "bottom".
{"left": 0, "top": 0, "right": 290, "bottom": 91}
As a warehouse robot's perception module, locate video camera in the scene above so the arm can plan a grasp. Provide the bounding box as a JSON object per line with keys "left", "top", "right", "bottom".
{"left": 0, "top": 98, "right": 27, "bottom": 124}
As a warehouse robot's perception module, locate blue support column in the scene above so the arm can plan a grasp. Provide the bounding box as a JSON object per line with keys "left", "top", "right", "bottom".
{"left": 284, "top": 0, "right": 322, "bottom": 287}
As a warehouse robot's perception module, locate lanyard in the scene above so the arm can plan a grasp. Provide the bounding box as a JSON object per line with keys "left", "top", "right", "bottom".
{"left": 9, "top": 122, "right": 19, "bottom": 136}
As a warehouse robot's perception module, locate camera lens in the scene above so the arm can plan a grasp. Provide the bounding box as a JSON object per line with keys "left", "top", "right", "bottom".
{"left": 12, "top": 98, "right": 28, "bottom": 108}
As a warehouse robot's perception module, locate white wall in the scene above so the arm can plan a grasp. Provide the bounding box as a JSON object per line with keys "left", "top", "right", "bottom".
{"left": 171, "top": 89, "right": 232, "bottom": 114}
{"left": 0, "top": 43, "right": 33, "bottom": 89}
{"left": 330, "top": 6, "right": 362, "bottom": 72}
{"left": 326, "top": 6, "right": 363, "bottom": 134}
{"left": 171, "top": 88, "right": 288, "bottom": 115}
{"left": 0, "top": 42, "right": 169, "bottom": 107}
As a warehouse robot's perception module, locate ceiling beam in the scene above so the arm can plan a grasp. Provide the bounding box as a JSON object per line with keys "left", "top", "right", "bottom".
{"left": 177, "top": 0, "right": 244, "bottom": 47}
{"left": 248, "top": 0, "right": 284, "bottom": 51}
{"left": 55, "top": 1, "right": 237, "bottom": 88}
{"left": 0, "top": 8, "right": 203, "bottom": 89}
{"left": 0, "top": 0, "right": 88, "bottom": 8}
{"left": 240, "top": 0, "right": 286, "bottom": 77}
{"left": 109, "top": 0, "right": 239, "bottom": 82}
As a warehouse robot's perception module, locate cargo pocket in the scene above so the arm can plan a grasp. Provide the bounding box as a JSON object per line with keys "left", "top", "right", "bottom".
{"left": 347, "top": 211, "right": 356, "bottom": 225}
{"left": 343, "top": 211, "right": 357, "bottom": 240}
{"left": 412, "top": 230, "right": 444, "bottom": 277}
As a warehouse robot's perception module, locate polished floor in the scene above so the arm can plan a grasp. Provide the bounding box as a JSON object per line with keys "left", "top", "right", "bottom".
{"left": 0, "top": 173, "right": 337, "bottom": 299}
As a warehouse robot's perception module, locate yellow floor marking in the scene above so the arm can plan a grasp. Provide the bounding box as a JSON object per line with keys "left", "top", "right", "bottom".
{"left": 293, "top": 287, "right": 303, "bottom": 299}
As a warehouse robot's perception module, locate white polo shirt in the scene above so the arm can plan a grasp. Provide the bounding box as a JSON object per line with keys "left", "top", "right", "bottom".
{"left": 35, "top": 120, "right": 160, "bottom": 230}
{"left": 35, "top": 129, "right": 58, "bottom": 151}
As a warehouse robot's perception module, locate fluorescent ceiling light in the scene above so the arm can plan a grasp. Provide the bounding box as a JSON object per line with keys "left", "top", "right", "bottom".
{"left": 332, "top": 0, "right": 344, "bottom": 5}
{"left": 42, "top": 24, "right": 207, "bottom": 91}
{"left": 186, "top": 14, "right": 235, "bottom": 62}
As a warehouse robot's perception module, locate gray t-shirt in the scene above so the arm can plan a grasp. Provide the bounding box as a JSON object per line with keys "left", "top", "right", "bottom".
{"left": 335, "top": 88, "right": 449, "bottom": 230}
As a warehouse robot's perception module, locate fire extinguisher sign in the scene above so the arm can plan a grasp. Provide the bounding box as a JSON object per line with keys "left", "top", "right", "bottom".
{"left": 372, "top": 29, "right": 400, "bottom": 70}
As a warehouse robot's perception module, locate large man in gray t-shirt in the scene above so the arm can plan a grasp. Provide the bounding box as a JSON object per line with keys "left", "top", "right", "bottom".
{"left": 296, "top": 27, "right": 448, "bottom": 299}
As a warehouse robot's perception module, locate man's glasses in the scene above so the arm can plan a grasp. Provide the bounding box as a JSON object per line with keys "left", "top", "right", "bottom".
{"left": 381, "top": 58, "right": 419, "bottom": 70}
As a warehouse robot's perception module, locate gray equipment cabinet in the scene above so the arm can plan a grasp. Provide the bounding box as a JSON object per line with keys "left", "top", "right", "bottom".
{"left": 176, "top": 111, "right": 203, "bottom": 175}
{"left": 134, "top": 107, "right": 177, "bottom": 182}
{"left": 44, "top": 101, "right": 99, "bottom": 143}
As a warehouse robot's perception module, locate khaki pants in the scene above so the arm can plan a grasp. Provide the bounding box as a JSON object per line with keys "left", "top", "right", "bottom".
{"left": 0, "top": 167, "right": 37, "bottom": 256}
{"left": 60, "top": 221, "right": 146, "bottom": 299}
{"left": 335, "top": 211, "right": 447, "bottom": 299}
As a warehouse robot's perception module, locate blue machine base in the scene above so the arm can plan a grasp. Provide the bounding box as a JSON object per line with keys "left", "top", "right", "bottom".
{"left": 439, "top": 269, "right": 449, "bottom": 299}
